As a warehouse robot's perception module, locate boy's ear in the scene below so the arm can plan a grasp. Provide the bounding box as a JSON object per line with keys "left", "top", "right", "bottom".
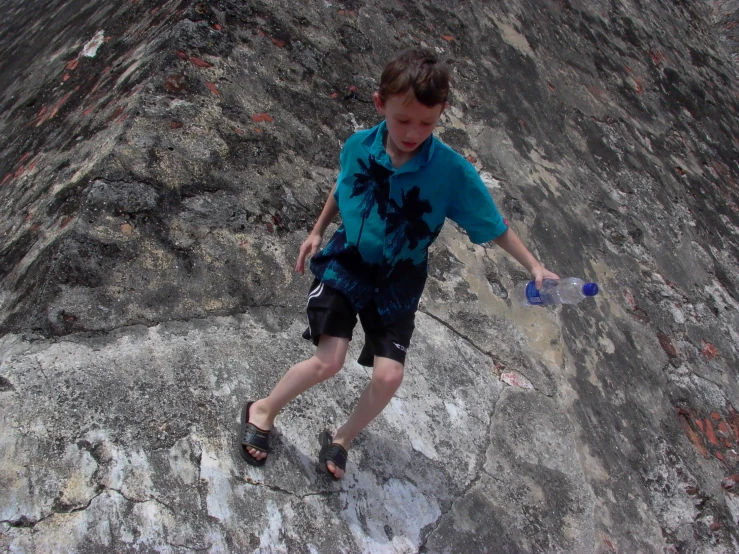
{"left": 373, "top": 92, "right": 385, "bottom": 114}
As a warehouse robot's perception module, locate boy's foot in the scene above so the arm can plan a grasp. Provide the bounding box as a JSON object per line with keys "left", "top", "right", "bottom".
{"left": 319, "top": 430, "right": 349, "bottom": 480}
{"left": 239, "top": 400, "right": 273, "bottom": 465}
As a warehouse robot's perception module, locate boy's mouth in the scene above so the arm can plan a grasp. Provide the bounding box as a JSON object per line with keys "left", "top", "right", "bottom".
{"left": 401, "top": 141, "right": 418, "bottom": 149}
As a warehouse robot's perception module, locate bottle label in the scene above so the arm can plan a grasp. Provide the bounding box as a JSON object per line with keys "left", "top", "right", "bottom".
{"left": 525, "top": 281, "right": 542, "bottom": 304}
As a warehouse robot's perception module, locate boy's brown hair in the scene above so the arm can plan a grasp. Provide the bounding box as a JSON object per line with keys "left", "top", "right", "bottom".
{"left": 378, "top": 48, "right": 450, "bottom": 107}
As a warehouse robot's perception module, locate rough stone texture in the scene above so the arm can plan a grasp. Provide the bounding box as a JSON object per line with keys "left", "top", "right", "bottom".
{"left": 1, "top": 0, "right": 739, "bottom": 552}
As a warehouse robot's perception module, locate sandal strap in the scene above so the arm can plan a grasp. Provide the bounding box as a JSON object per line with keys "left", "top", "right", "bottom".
{"left": 242, "top": 423, "right": 271, "bottom": 452}
{"left": 325, "top": 443, "right": 348, "bottom": 471}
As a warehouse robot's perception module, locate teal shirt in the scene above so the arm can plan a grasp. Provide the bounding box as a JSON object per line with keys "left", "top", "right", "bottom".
{"left": 310, "top": 120, "right": 508, "bottom": 323}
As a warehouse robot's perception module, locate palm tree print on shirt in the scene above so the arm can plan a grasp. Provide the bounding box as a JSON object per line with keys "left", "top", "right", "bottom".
{"left": 350, "top": 155, "right": 393, "bottom": 245}
{"left": 386, "top": 186, "right": 443, "bottom": 266}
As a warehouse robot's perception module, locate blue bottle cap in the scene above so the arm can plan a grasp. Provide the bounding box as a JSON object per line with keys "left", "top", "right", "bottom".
{"left": 583, "top": 283, "right": 599, "bottom": 297}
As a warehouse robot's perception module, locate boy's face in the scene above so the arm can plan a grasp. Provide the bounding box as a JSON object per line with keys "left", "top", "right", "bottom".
{"left": 373, "top": 92, "right": 445, "bottom": 156}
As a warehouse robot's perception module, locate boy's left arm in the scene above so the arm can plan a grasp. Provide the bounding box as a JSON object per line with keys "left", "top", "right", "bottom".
{"left": 493, "top": 227, "right": 559, "bottom": 289}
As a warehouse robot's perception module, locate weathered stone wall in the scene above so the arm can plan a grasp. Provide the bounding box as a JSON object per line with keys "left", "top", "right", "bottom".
{"left": 1, "top": 1, "right": 739, "bottom": 552}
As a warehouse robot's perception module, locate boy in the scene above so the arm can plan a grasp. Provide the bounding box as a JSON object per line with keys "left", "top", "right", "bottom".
{"left": 239, "top": 48, "right": 558, "bottom": 479}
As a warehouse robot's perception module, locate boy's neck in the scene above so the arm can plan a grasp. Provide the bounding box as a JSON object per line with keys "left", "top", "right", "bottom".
{"left": 383, "top": 134, "right": 418, "bottom": 169}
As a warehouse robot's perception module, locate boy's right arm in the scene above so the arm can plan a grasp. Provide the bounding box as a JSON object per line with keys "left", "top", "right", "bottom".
{"left": 295, "top": 184, "right": 340, "bottom": 274}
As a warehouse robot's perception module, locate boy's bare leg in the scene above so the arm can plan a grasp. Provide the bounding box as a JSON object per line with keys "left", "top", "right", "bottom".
{"left": 246, "top": 335, "right": 349, "bottom": 461}
{"left": 328, "top": 356, "right": 404, "bottom": 478}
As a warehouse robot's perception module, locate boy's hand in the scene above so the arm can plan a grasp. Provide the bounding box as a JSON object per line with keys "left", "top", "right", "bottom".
{"left": 531, "top": 264, "right": 560, "bottom": 290}
{"left": 295, "top": 232, "right": 323, "bottom": 274}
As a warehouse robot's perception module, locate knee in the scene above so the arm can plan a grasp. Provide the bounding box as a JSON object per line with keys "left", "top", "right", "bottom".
{"left": 312, "top": 355, "right": 344, "bottom": 380}
{"left": 372, "top": 360, "right": 404, "bottom": 391}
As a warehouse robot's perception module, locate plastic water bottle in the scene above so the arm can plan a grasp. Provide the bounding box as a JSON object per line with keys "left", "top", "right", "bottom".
{"left": 514, "top": 277, "right": 599, "bottom": 306}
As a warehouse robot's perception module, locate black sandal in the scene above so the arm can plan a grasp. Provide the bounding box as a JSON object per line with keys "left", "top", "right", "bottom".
{"left": 318, "top": 430, "right": 348, "bottom": 480}
{"left": 239, "top": 401, "right": 272, "bottom": 467}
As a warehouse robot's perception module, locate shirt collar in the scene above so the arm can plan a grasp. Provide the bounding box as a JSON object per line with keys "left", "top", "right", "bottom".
{"left": 362, "top": 120, "right": 436, "bottom": 174}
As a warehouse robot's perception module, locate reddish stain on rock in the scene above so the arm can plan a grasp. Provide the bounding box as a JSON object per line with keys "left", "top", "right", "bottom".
{"left": 108, "top": 106, "right": 124, "bottom": 122}
{"left": 30, "top": 223, "right": 41, "bottom": 232}
{"left": 191, "top": 57, "right": 213, "bottom": 68}
{"left": 727, "top": 413, "right": 739, "bottom": 443}
{"left": 265, "top": 222, "right": 274, "bottom": 233}
{"left": 233, "top": 127, "right": 244, "bottom": 135}
{"left": 170, "top": 121, "right": 183, "bottom": 129}
{"left": 14, "top": 165, "right": 25, "bottom": 178}
{"left": 66, "top": 58, "right": 79, "bottom": 70}
{"left": 705, "top": 419, "right": 719, "bottom": 446}
{"left": 2, "top": 174, "right": 12, "bottom": 185}
{"left": 175, "top": 50, "right": 189, "bottom": 61}
{"left": 710, "top": 521, "right": 721, "bottom": 531}
{"left": 657, "top": 333, "right": 678, "bottom": 358}
{"left": 716, "top": 451, "right": 724, "bottom": 462}
{"left": 164, "top": 74, "right": 187, "bottom": 92}
{"left": 712, "top": 412, "right": 721, "bottom": 420}
{"left": 330, "top": 92, "right": 338, "bottom": 98}
{"left": 205, "top": 82, "right": 220, "bottom": 95}
{"left": 441, "top": 34, "right": 454, "bottom": 41}
{"left": 261, "top": 113, "right": 273, "bottom": 122}
{"left": 695, "top": 419, "right": 704, "bottom": 432}
{"left": 718, "top": 421, "right": 729, "bottom": 433}
{"left": 254, "top": 127, "right": 263, "bottom": 133}
{"left": 466, "top": 155, "right": 477, "bottom": 163}
{"left": 678, "top": 414, "right": 707, "bottom": 458}
{"left": 634, "top": 308, "right": 650, "bottom": 323}
{"left": 61, "top": 217, "right": 73, "bottom": 228}
{"left": 252, "top": 114, "right": 264, "bottom": 122}
{"left": 271, "top": 37, "right": 286, "bottom": 48}
{"left": 213, "top": 24, "right": 222, "bottom": 30}
{"left": 47, "top": 91, "right": 74, "bottom": 121}
{"left": 702, "top": 342, "right": 718, "bottom": 359}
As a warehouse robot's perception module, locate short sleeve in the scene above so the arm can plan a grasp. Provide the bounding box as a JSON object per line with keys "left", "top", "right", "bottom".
{"left": 447, "top": 162, "right": 508, "bottom": 243}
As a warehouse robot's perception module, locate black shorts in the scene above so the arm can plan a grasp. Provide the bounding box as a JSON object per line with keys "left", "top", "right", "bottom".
{"left": 301, "top": 279, "right": 415, "bottom": 367}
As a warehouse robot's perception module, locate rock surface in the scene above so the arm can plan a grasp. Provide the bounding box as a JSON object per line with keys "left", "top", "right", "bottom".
{"left": 1, "top": 0, "right": 739, "bottom": 552}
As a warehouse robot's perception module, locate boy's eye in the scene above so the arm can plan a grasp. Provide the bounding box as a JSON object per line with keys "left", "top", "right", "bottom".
{"left": 397, "top": 119, "right": 409, "bottom": 124}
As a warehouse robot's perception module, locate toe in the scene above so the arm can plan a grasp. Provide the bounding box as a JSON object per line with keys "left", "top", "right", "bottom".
{"left": 326, "top": 461, "right": 343, "bottom": 479}
{"left": 247, "top": 447, "right": 266, "bottom": 460}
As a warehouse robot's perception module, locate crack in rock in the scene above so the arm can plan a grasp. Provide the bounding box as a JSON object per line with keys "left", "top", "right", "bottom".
{"left": 419, "top": 307, "right": 553, "bottom": 397}
{"left": 234, "top": 475, "right": 344, "bottom": 499}
{"left": 2, "top": 485, "right": 175, "bottom": 530}
{"left": 167, "top": 541, "right": 213, "bottom": 552}
{"left": 418, "top": 387, "right": 499, "bottom": 551}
